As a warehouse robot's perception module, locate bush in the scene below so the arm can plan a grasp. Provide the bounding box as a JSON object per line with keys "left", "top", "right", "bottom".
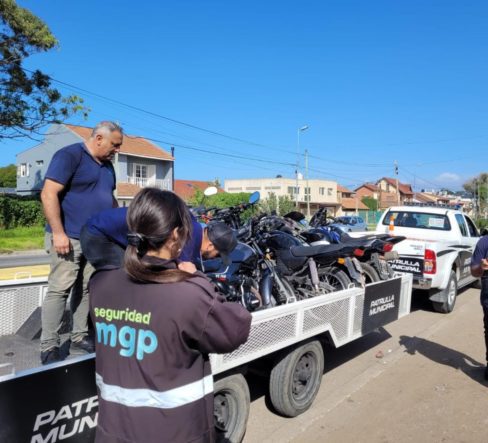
{"left": 475, "top": 218, "right": 488, "bottom": 230}
{"left": 0, "top": 195, "right": 45, "bottom": 229}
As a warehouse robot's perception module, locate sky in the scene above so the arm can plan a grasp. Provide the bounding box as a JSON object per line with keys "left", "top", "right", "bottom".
{"left": 1, "top": 0, "right": 487, "bottom": 191}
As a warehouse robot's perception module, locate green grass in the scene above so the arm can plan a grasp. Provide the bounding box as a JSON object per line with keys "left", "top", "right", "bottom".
{"left": 0, "top": 226, "right": 45, "bottom": 253}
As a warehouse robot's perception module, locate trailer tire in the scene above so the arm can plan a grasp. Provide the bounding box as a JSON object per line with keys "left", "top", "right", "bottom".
{"left": 360, "top": 262, "right": 381, "bottom": 284}
{"left": 269, "top": 340, "right": 324, "bottom": 417}
{"left": 432, "top": 270, "right": 457, "bottom": 314}
{"left": 214, "top": 374, "right": 250, "bottom": 443}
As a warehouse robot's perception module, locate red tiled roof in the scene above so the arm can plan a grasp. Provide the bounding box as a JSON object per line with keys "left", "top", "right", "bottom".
{"left": 174, "top": 179, "right": 224, "bottom": 200}
{"left": 337, "top": 184, "right": 353, "bottom": 194}
{"left": 356, "top": 183, "right": 379, "bottom": 192}
{"left": 341, "top": 198, "right": 368, "bottom": 210}
{"left": 65, "top": 124, "right": 173, "bottom": 160}
{"left": 380, "top": 177, "right": 414, "bottom": 195}
{"left": 117, "top": 183, "right": 143, "bottom": 198}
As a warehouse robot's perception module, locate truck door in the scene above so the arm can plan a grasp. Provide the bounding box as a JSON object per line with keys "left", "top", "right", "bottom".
{"left": 454, "top": 214, "right": 474, "bottom": 281}
{"left": 463, "top": 215, "right": 480, "bottom": 277}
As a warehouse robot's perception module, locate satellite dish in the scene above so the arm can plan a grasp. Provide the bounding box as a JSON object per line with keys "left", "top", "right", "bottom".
{"left": 204, "top": 186, "right": 218, "bottom": 196}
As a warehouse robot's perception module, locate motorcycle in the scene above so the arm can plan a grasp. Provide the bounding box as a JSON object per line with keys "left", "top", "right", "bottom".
{"left": 305, "top": 207, "right": 405, "bottom": 283}
{"left": 201, "top": 193, "right": 296, "bottom": 311}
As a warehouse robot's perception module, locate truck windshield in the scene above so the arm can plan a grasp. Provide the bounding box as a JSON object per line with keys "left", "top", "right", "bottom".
{"left": 382, "top": 211, "right": 451, "bottom": 231}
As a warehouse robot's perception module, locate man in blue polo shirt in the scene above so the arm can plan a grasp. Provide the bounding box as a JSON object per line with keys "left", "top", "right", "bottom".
{"left": 471, "top": 233, "right": 488, "bottom": 380}
{"left": 40, "top": 121, "right": 123, "bottom": 365}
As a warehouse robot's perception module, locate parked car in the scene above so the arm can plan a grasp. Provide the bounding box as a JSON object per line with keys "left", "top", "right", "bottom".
{"left": 331, "top": 216, "right": 368, "bottom": 232}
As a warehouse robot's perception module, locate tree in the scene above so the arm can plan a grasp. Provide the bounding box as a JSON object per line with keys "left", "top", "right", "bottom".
{"left": 0, "top": 163, "right": 16, "bottom": 187}
{"left": 463, "top": 173, "right": 488, "bottom": 217}
{"left": 361, "top": 196, "right": 378, "bottom": 211}
{"left": 0, "top": 0, "right": 87, "bottom": 140}
{"left": 258, "top": 193, "right": 295, "bottom": 216}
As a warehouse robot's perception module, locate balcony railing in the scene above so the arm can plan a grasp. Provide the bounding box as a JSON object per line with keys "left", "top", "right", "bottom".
{"left": 127, "top": 176, "right": 172, "bottom": 190}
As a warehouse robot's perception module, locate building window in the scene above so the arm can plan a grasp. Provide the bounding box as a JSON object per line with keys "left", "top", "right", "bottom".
{"left": 264, "top": 186, "right": 281, "bottom": 190}
{"left": 245, "top": 187, "right": 261, "bottom": 191}
{"left": 327, "top": 188, "right": 333, "bottom": 196}
{"left": 304, "top": 195, "right": 311, "bottom": 202}
{"left": 134, "top": 164, "right": 148, "bottom": 178}
{"left": 228, "top": 187, "right": 242, "bottom": 191}
{"left": 19, "top": 163, "right": 29, "bottom": 177}
{"left": 287, "top": 186, "right": 299, "bottom": 195}
{"left": 319, "top": 187, "right": 325, "bottom": 195}
{"left": 305, "top": 187, "right": 311, "bottom": 195}
{"left": 36, "top": 160, "right": 44, "bottom": 166}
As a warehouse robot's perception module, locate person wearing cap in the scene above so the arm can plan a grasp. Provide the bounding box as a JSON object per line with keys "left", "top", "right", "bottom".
{"left": 80, "top": 203, "right": 237, "bottom": 270}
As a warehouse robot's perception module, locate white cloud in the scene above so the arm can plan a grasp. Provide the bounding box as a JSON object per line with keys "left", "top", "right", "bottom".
{"left": 436, "top": 172, "right": 462, "bottom": 184}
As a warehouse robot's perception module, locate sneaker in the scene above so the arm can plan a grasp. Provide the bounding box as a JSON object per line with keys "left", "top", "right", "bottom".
{"left": 70, "top": 336, "right": 95, "bottom": 355}
{"left": 40, "top": 347, "right": 61, "bottom": 365}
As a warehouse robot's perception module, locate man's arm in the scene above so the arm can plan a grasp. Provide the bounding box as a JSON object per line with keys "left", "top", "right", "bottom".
{"left": 41, "top": 179, "right": 71, "bottom": 255}
{"left": 471, "top": 259, "right": 488, "bottom": 278}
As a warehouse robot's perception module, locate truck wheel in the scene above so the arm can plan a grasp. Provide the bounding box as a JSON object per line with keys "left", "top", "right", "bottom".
{"left": 214, "top": 374, "right": 250, "bottom": 443}
{"left": 269, "top": 340, "right": 324, "bottom": 417}
{"left": 432, "top": 270, "right": 457, "bottom": 313}
{"left": 360, "top": 262, "right": 381, "bottom": 284}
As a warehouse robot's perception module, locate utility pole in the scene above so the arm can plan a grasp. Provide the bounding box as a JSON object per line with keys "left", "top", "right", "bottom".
{"left": 394, "top": 160, "right": 400, "bottom": 205}
{"left": 478, "top": 179, "right": 481, "bottom": 219}
{"left": 305, "top": 149, "right": 310, "bottom": 218}
{"left": 296, "top": 125, "right": 309, "bottom": 209}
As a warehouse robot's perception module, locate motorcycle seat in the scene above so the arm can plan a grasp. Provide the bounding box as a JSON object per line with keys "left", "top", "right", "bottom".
{"left": 290, "top": 243, "right": 346, "bottom": 258}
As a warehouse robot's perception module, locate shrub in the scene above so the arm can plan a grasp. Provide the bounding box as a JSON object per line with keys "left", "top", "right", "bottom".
{"left": 0, "top": 195, "right": 45, "bottom": 229}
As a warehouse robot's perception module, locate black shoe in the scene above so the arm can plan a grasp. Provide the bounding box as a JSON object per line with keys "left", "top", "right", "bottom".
{"left": 70, "top": 336, "right": 95, "bottom": 355}
{"left": 40, "top": 347, "right": 61, "bottom": 365}
{"left": 484, "top": 366, "right": 488, "bottom": 381}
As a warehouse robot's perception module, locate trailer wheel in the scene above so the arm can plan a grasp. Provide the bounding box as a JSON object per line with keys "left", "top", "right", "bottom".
{"left": 214, "top": 374, "right": 250, "bottom": 443}
{"left": 432, "top": 270, "right": 457, "bottom": 313}
{"left": 360, "top": 262, "right": 381, "bottom": 284}
{"left": 269, "top": 340, "right": 324, "bottom": 417}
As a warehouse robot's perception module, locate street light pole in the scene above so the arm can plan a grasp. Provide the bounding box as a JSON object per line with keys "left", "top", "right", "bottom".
{"left": 296, "top": 125, "right": 309, "bottom": 209}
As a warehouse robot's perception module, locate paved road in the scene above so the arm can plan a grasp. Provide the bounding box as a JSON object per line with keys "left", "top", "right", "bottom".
{"left": 0, "top": 251, "right": 49, "bottom": 269}
{"left": 243, "top": 287, "right": 486, "bottom": 443}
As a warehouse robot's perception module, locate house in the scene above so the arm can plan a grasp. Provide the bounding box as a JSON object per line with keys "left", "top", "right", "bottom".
{"left": 337, "top": 184, "right": 368, "bottom": 216}
{"left": 413, "top": 192, "right": 450, "bottom": 205}
{"left": 355, "top": 178, "right": 414, "bottom": 209}
{"left": 224, "top": 177, "right": 340, "bottom": 215}
{"left": 174, "top": 179, "right": 223, "bottom": 201}
{"left": 16, "top": 123, "right": 174, "bottom": 206}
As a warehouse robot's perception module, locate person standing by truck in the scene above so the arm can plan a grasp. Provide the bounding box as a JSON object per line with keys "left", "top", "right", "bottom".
{"left": 470, "top": 234, "right": 488, "bottom": 380}
{"left": 89, "top": 188, "right": 251, "bottom": 442}
{"left": 40, "top": 121, "right": 123, "bottom": 365}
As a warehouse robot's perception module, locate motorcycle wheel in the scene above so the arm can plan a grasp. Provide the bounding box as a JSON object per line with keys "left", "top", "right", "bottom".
{"left": 318, "top": 267, "right": 352, "bottom": 292}
{"left": 360, "top": 262, "right": 381, "bottom": 284}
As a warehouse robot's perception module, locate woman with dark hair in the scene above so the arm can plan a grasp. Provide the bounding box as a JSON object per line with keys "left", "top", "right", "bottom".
{"left": 89, "top": 188, "right": 252, "bottom": 443}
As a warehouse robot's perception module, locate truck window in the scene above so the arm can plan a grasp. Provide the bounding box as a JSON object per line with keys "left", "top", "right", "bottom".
{"left": 455, "top": 214, "right": 468, "bottom": 236}
{"left": 464, "top": 216, "right": 479, "bottom": 237}
{"left": 382, "top": 211, "right": 451, "bottom": 231}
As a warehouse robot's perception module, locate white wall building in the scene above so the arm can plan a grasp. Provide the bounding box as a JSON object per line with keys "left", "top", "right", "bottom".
{"left": 224, "top": 177, "right": 340, "bottom": 215}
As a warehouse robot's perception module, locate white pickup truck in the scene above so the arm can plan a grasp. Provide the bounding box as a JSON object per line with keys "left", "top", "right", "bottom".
{"left": 374, "top": 204, "right": 481, "bottom": 313}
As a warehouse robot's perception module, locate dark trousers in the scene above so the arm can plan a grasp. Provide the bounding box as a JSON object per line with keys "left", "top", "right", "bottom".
{"left": 79, "top": 225, "right": 125, "bottom": 270}
{"left": 484, "top": 305, "right": 488, "bottom": 364}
